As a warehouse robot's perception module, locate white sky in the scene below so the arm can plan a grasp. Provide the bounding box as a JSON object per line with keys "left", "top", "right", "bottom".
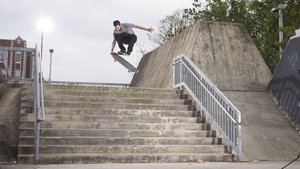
{"left": 0, "top": 0, "right": 197, "bottom": 84}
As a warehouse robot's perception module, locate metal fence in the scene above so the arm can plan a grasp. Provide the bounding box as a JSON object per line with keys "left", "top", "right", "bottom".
{"left": 173, "top": 55, "right": 242, "bottom": 158}
{"left": 45, "top": 81, "right": 129, "bottom": 87}
{"left": 33, "top": 45, "right": 44, "bottom": 160}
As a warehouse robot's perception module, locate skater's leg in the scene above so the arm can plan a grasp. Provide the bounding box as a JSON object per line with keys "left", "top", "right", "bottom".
{"left": 126, "top": 34, "right": 137, "bottom": 55}
{"left": 114, "top": 34, "right": 126, "bottom": 52}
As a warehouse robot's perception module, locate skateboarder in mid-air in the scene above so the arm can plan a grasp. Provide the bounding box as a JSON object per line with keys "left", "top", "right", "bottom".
{"left": 110, "top": 20, "right": 154, "bottom": 56}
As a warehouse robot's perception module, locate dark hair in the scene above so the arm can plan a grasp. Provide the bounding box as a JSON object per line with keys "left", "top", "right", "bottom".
{"left": 113, "top": 20, "right": 120, "bottom": 26}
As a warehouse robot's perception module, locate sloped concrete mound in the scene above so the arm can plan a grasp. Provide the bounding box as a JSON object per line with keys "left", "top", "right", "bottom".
{"left": 131, "top": 21, "right": 271, "bottom": 91}
{"left": 130, "top": 21, "right": 300, "bottom": 161}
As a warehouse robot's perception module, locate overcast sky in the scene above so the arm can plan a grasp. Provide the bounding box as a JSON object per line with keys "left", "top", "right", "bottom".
{"left": 0, "top": 0, "right": 198, "bottom": 84}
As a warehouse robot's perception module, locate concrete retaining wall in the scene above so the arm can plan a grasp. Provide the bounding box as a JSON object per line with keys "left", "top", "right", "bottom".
{"left": 0, "top": 86, "right": 22, "bottom": 161}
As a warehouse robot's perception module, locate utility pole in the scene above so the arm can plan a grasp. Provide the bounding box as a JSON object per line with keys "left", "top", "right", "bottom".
{"left": 271, "top": 3, "right": 287, "bottom": 59}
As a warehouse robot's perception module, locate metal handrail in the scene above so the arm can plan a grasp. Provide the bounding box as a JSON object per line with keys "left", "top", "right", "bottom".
{"left": 173, "top": 55, "right": 242, "bottom": 158}
{"left": 45, "top": 80, "right": 129, "bottom": 87}
{"left": 33, "top": 45, "right": 44, "bottom": 160}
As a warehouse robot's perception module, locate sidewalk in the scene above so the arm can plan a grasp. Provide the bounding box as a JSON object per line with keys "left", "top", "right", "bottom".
{"left": 1, "top": 162, "right": 300, "bottom": 169}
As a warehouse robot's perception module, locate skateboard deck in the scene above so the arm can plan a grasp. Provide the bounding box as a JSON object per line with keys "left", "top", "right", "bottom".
{"left": 111, "top": 52, "right": 139, "bottom": 73}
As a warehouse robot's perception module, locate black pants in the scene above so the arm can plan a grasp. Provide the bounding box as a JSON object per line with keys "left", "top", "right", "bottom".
{"left": 114, "top": 33, "right": 137, "bottom": 54}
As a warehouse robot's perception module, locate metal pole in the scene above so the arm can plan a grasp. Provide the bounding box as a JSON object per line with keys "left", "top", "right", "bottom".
{"left": 49, "top": 49, "right": 54, "bottom": 81}
{"left": 271, "top": 3, "right": 286, "bottom": 59}
{"left": 49, "top": 53, "right": 52, "bottom": 81}
{"left": 39, "top": 55, "right": 45, "bottom": 121}
{"left": 34, "top": 51, "right": 41, "bottom": 161}
{"left": 40, "top": 32, "right": 43, "bottom": 60}
{"left": 278, "top": 9, "right": 283, "bottom": 58}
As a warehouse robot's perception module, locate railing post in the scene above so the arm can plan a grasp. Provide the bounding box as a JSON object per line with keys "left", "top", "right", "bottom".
{"left": 179, "top": 57, "right": 183, "bottom": 90}
{"left": 237, "top": 113, "right": 242, "bottom": 158}
{"left": 38, "top": 55, "right": 45, "bottom": 121}
{"left": 173, "top": 58, "right": 176, "bottom": 87}
{"left": 34, "top": 47, "right": 40, "bottom": 160}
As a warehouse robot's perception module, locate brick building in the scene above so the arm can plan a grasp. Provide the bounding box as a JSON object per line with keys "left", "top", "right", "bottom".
{"left": 0, "top": 36, "right": 35, "bottom": 79}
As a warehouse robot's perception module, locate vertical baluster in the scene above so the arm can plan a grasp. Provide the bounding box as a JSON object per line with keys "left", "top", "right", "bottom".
{"left": 233, "top": 113, "right": 236, "bottom": 146}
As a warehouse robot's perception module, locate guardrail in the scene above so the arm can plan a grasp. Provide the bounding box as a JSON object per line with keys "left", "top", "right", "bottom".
{"left": 33, "top": 45, "right": 44, "bottom": 160}
{"left": 45, "top": 81, "right": 129, "bottom": 87}
{"left": 173, "top": 55, "right": 242, "bottom": 158}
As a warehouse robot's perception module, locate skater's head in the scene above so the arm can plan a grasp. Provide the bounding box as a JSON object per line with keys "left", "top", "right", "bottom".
{"left": 113, "top": 20, "right": 121, "bottom": 31}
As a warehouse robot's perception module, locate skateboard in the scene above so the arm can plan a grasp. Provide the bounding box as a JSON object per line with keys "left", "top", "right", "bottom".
{"left": 111, "top": 52, "right": 139, "bottom": 73}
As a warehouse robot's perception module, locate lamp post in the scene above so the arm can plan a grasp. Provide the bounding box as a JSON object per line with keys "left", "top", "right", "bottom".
{"left": 40, "top": 32, "right": 44, "bottom": 59}
{"left": 38, "top": 17, "right": 53, "bottom": 59}
{"left": 49, "top": 49, "right": 54, "bottom": 81}
{"left": 271, "top": 3, "right": 287, "bottom": 59}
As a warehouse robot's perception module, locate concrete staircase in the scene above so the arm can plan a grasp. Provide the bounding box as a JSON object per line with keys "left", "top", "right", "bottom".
{"left": 18, "top": 85, "right": 234, "bottom": 163}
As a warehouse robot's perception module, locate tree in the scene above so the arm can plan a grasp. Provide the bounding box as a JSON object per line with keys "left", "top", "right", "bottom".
{"left": 151, "top": 0, "right": 300, "bottom": 68}
{"left": 185, "top": 0, "right": 250, "bottom": 23}
{"left": 248, "top": 0, "right": 278, "bottom": 66}
{"left": 248, "top": 0, "right": 300, "bottom": 67}
{"left": 149, "top": 9, "right": 194, "bottom": 45}
{"left": 185, "top": 0, "right": 300, "bottom": 69}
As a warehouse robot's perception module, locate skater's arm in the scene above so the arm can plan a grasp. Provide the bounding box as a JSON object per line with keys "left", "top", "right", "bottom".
{"left": 110, "top": 39, "right": 116, "bottom": 54}
{"left": 132, "top": 24, "right": 154, "bottom": 33}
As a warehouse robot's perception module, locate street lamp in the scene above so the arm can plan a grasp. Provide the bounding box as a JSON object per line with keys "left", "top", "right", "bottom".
{"left": 37, "top": 17, "right": 53, "bottom": 59}
{"left": 271, "top": 3, "right": 287, "bottom": 59}
{"left": 49, "top": 49, "right": 54, "bottom": 81}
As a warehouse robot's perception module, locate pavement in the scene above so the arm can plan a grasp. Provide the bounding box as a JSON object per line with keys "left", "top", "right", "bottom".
{"left": 1, "top": 162, "right": 300, "bottom": 169}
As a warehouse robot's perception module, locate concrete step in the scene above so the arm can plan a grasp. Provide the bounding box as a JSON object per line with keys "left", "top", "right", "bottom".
{"left": 18, "top": 85, "right": 235, "bottom": 163}
{"left": 43, "top": 101, "right": 191, "bottom": 111}
{"left": 18, "top": 145, "right": 226, "bottom": 155}
{"left": 18, "top": 153, "right": 234, "bottom": 163}
{"left": 19, "top": 136, "right": 223, "bottom": 146}
{"left": 43, "top": 95, "right": 188, "bottom": 105}
{"left": 43, "top": 108, "right": 195, "bottom": 117}
{"left": 22, "top": 90, "right": 186, "bottom": 101}
{"left": 19, "top": 128, "right": 214, "bottom": 138}
{"left": 43, "top": 85, "right": 179, "bottom": 95}
{"left": 43, "top": 90, "right": 185, "bottom": 99}
{"left": 19, "top": 121, "right": 209, "bottom": 130}
{"left": 20, "top": 114, "right": 199, "bottom": 123}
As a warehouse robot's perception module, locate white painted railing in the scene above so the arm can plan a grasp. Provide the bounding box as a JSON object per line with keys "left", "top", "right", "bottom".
{"left": 173, "top": 55, "right": 242, "bottom": 158}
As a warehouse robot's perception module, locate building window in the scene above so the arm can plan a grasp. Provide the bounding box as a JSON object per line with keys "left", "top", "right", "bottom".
{"left": 16, "top": 52, "right": 22, "bottom": 63}
{"left": 0, "top": 51, "right": 4, "bottom": 62}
